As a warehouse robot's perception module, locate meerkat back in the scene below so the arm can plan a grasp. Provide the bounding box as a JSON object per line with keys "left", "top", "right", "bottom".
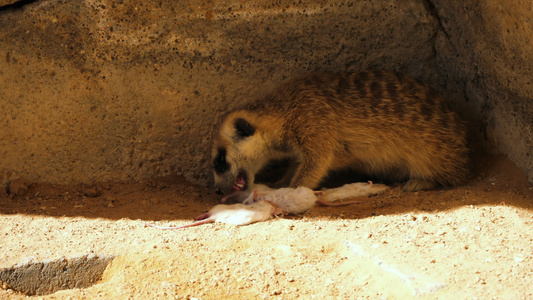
{"left": 212, "top": 70, "right": 470, "bottom": 193}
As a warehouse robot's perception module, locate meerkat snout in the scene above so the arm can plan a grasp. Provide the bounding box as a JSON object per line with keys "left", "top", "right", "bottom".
{"left": 213, "top": 148, "right": 230, "bottom": 175}
{"left": 215, "top": 187, "right": 224, "bottom": 195}
{"left": 212, "top": 117, "right": 259, "bottom": 194}
{"left": 213, "top": 147, "right": 232, "bottom": 194}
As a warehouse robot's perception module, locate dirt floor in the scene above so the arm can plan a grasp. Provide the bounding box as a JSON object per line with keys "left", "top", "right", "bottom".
{"left": 0, "top": 155, "right": 532, "bottom": 299}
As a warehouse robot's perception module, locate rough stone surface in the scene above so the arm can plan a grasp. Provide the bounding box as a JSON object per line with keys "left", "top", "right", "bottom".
{"left": 0, "top": 254, "right": 115, "bottom": 296}
{"left": 0, "top": 0, "right": 439, "bottom": 187}
{"left": 430, "top": 0, "right": 533, "bottom": 183}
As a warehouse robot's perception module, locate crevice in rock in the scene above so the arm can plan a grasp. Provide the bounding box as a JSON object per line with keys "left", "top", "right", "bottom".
{"left": 0, "top": 254, "right": 115, "bottom": 296}
{"left": 423, "top": 0, "right": 451, "bottom": 64}
{"left": 424, "top": 0, "right": 450, "bottom": 39}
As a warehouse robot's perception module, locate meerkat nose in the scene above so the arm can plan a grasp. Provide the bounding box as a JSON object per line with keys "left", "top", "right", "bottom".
{"left": 215, "top": 187, "right": 223, "bottom": 195}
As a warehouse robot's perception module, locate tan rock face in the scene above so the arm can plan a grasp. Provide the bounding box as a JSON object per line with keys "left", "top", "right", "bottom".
{"left": 0, "top": 0, "right": 531, "bottom": 186}
{"left": 0, "top": 0, "right": 441, "bottom": 187}
{"left": 431, "top": 0, "right": 533, "bottom": 184}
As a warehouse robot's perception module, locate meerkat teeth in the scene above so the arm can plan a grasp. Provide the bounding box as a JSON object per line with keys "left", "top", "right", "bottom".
{"left": 232, "top": 182, "right": 245, "bottom": 191}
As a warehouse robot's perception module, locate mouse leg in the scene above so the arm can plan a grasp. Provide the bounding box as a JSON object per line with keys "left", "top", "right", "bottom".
{"left": 264, "top": 200, "right": 284, "bottom": 216}
{"left": 252, "top": 190, "right": 269, "bottom": 202}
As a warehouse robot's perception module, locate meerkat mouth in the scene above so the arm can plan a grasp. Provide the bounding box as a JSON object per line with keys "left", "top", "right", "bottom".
{"left": 233, "top": 171, "right": 248, "bottom": 191}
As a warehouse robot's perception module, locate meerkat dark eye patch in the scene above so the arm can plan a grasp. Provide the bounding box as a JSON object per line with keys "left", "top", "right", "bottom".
{"left": 213, "top": 148, "right": 230, "bottom": 174}
{"left": 234, "top": 118, "right": 255, "bottom": 138}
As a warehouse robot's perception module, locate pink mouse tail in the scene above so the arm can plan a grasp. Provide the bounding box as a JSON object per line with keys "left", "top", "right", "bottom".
{"left": 144, "top": 219, "right": 213, "bottom": 230}
{"left": 316, "top": 199, "right": 364, "bottom": 207}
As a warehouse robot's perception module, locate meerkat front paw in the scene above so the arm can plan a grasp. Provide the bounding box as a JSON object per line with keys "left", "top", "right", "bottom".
{"left": 403, "top": 179, "right": 436, "bottom": 192}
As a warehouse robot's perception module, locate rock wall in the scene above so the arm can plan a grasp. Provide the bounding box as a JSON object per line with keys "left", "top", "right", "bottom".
{"left": 0, "top": 0, "right": 440, "bottom": 187}
{"left": 0, "top": 0, "right": 531, "bottom": 187}
{"left": 431, "top": 0, "right": 533, "bottom": 184}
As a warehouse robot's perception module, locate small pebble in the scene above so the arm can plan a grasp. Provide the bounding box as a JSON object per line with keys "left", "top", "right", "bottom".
{"left": 84, "top": 187, "right": 100, "bottom": 197}
{"left": 9, "top": 178, "right": 31, "bottom": 196}
{"left": 514, "top": 255, "right": 524, "bottom": 262}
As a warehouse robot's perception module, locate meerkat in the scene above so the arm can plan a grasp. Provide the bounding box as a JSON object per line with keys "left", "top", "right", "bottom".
{"left": 211, "top": 70, "right": 470, "bottom": 195}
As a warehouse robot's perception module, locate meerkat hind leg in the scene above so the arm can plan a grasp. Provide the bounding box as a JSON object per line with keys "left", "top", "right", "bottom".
{"left": 290, "top": 157, "right": 333, "bottom": 190}
{"left": 271, "top": 160, "right": 299, "bottom": 188}
{"left": 403, "top": 179, "right": 436, "bottom": 192}
{"left": 254, "top": 158, "right": 294, "bottom": 188}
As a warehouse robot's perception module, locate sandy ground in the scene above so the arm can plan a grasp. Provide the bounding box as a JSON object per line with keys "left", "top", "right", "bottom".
{"left": 0, "top": 155, "right": 532, "bottom": 299}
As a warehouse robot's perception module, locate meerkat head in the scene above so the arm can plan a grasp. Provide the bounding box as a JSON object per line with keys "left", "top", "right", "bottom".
{"left": 212, "top": 112, "right": 270, "bottom": 195}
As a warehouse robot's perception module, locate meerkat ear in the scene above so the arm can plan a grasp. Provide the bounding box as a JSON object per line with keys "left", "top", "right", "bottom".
{"left": 234, "top": 118, "right": 255, "bottom": 138}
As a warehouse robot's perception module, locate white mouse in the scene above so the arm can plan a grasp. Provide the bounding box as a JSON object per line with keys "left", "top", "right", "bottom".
{"left": 145, "top": 200, "right": 281, "bottom": 229}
